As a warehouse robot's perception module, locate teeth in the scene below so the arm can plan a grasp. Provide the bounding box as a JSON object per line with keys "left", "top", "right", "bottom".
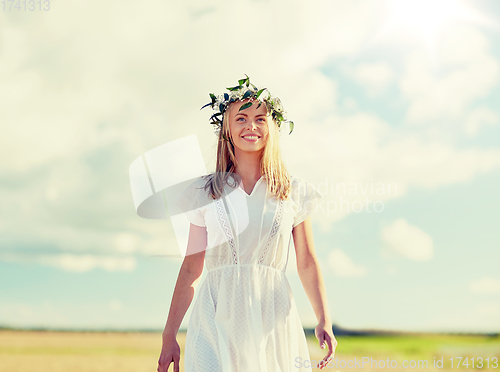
{"left": 243, "top": 136, "right": 258, "bottom": 139}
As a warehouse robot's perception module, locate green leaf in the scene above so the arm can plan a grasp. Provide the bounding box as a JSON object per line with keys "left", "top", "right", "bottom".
{"left": 288, "top": 121, "right": 294, "bottom": 134}
{"left": 239, "top": 102, "right": 253, "bottom": 111}
{"left": 256, "top": 102, "right": 262, "bottom": 109}
{"left": 239, "top": 74, "right": 250, "bottom": 86}
{"left": 224, "top": 93, "right": 229, "bottom": 100}
{"left": 219, "top": 103, "right": 224, "bottom": 112}
{"left": 227, "top": 85, "right": 243, "bottom": 91}
{"left": 242, "top": 90, "right": 252, "bottom": 99}
{"left": 255, "top": 88, "right": 266, "bottom": 99}
{"left": 246, "top": 77, "right": 250, "bottom": 87}
{"left": 200, "top": 102, "right": 212, "bottom": 110}
{"left": 250, "top": 83, "right": 257, "bottom": 90}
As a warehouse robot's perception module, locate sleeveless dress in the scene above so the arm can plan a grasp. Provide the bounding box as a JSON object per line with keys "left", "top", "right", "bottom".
{"left": 176, "top": 174, "right": 322, "bottom": 372}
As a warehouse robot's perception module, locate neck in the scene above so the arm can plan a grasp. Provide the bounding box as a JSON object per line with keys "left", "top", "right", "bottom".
{"left": 233, "top": 148, "right": 262, "bottom": 181}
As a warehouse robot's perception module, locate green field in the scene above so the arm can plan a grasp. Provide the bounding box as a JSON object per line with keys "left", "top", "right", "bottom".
{"left": 0, "top": 330, "right": 498, "bottom": 371}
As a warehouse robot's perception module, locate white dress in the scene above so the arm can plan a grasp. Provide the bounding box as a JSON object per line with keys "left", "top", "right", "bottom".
{"left": 176, "top": 174, "right": 322, "bottom": 372}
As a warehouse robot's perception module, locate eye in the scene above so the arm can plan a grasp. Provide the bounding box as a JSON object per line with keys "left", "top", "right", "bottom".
{"left": 236, "top": 117, "right": 246, "bottom": 122}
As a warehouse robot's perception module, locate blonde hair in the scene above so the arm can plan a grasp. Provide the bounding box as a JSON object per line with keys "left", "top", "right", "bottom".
{"left": 202, "top": 100, "right": 291, "bottom": 200}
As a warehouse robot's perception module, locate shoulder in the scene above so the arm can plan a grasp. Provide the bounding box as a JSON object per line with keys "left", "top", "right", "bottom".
{"left": 287, "top": 175, "right": 305, "bottom": 202}
{"left": 288, "top": 175, "right": 322, "bottom": 201}
{"left": 289, "top": 175, "right": 314, "bottom": 194}
{"left": 290, "top": 175, "right": 304, "bottom": 186}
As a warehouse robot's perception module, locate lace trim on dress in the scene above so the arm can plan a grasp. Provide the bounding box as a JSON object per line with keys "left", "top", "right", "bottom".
{"left": 215, "top": 196, "right": 239, "bottom": 265}
{"left": 258, "top": 198, "right": 284, "bottom": 264}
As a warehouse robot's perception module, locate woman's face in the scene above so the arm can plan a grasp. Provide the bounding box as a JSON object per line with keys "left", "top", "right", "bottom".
{"left": 227, "top": 99, "right": 270, "bottom": 154}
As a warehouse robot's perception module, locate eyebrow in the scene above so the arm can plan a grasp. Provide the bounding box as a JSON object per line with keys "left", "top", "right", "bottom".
{"left": 235, "top": 113, "right": 267, "bottom": 117}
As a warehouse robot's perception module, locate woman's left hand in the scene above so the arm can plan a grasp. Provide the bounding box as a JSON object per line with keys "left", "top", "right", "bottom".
{"left": 315, "top": 320, "right": 337, "bottom": 370}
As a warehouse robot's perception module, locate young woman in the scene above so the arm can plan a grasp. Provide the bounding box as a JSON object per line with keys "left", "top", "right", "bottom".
{"left": 158, "top": 76, "right": 337, "bottom": 371}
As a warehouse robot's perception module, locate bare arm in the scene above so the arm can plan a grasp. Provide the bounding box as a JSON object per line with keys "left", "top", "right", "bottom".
{"left": 163, "top": 223, "right": 207, "bottom": 337}
{"left": 292, "top": 216, "right": 337, "bottom": 369}
{"left": 158, "top": 223, "right": 207, "bottom": 372}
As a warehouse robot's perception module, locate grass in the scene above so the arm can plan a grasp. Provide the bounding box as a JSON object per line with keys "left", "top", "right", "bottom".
{"left": 306, "top": 333, "right": 500, "bottom": 371}
{"left": 0, "top": 330, "right": 498, "bottom": 371}
{"left": 0, "top": 330, "right": 179, "bottom": 372}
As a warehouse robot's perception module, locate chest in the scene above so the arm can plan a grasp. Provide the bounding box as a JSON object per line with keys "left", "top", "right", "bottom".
{"left": 203, "top": 190, "right": 295, "bottom": 245}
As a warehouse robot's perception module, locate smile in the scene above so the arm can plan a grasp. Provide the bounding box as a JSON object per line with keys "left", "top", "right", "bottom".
{"left": 242, "top": 135, "right": 260, "bottom": 142}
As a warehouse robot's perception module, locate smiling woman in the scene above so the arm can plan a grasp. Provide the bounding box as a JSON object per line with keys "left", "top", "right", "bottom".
{"left": 157, "top": 76, "right": 337, "bottom": 371}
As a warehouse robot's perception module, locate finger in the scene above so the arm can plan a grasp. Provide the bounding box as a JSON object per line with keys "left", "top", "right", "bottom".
{"left": 326, "top": 334, "right": 333, "bottom": 351}
{"left": 174, "top": 358, "right": 180, "bottom": 372}
{"left": 326, "top": 350, "right": 334, "bottom": 360}
{"left": 318, "top": 333, "right": 326, "bottom": 349}
{"left": 162, "top": 359, "right": 171, "bottom": 372}
{"left": 323, "top": 355, "right": 334, "bottom": 367}
{"left": 319, "top": 357, "right": 330, "bottom": 370}
{"left": 321, "top": 358, "right": 329, "bottom": 368}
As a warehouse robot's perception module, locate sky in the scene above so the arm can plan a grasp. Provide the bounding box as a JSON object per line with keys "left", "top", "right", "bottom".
{"left": 0, "top": 0, "right": 499, "bottom": 333}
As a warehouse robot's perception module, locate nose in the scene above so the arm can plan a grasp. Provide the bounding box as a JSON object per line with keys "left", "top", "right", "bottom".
{"left": 246, "top": 120, "right": 258, "bottom": 130}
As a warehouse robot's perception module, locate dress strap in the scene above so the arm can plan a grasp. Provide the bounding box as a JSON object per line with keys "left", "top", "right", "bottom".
{"left": 215, "top": 192, "right": 239, "bottom": 265}
{"left": 258, "top": 198, "right": 284, "bottom": 265}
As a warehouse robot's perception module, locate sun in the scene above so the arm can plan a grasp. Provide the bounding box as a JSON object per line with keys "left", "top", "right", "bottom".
{"left": 372, "top": 0, "right": 488, "bottom": 52}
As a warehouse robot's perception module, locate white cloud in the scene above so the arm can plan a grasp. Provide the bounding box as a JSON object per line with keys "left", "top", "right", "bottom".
{"left": 0, "top": 253, "right": 136, "bottom": 273}
{"left": 386, "top": 264, "right": 398, "bottom": 275}
{"left": 282, "top": 111, "right": 500, "bottom": 231}
{"left": 40, "top": 254, "right": 137, "bottom": 273}
{"left": 108, "top": 300, "right": 123, "bottom": 312}
{"left": 464, "top": 106, "right": 499, "bottom": 136}
{"left": 342, "top": 97, "right": 358, "bottom": 111}
{"left": 476, "top": 303, "right": 500, "bottom": 315}
{"left": 276, "top": 70, "right": 339, "bottom": 125}
{"left": 415, "top": 303, "right": 500, "bottom": 333}
{"left": 0, "top": 301, "right": 72, "bottom": 328}
{"left": 113, "top": 232, "right": 140, "bottom": 254}
{"left": 381, "top": 218, "right": 433, "bottom": 261}
{"left": 286, "top": 243, "right": 368, "bottom": 279}
{"left": 345, "top": 62, "right": 394, "bottom": 95}
{"left": 327, "top": 248, "right": 368, "bottom": 277}
{"left": 399, "top": 25, "right": 499, "bottom": 124}
{"left": 0, "top": 0, "right": 379, "bottom": 266}
{"left": 1, "top": 0, "right": 500, "bottom": 278}
{"left": 469, "top": 277, "right": 500, "bottom": 294}
{"left": 282, "top": 0, "right": 378, "bottom": 71}
{"left": 0, "top": 0, "right": 378, "bottom": 173}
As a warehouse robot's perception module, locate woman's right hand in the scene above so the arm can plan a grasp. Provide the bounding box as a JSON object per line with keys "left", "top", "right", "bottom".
{"left": 157, "top": 335, "right": 181, "bottom": 372}
{"left": 158, "top": 225, "right": 206, "bottom": 371}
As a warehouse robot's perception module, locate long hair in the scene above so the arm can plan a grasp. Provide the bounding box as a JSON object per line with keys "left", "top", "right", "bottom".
{"left": 202, "top": 100, "right": 291, "bottom": 201}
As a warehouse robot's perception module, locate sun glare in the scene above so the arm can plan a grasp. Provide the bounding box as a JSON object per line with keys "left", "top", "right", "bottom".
{"left": 373, "top": 0, "right": 488, "bottom": 52}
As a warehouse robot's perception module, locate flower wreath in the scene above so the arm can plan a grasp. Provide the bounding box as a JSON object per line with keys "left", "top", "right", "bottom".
{"left": 201, "top": 74, "right": 294, "bottom": 140}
